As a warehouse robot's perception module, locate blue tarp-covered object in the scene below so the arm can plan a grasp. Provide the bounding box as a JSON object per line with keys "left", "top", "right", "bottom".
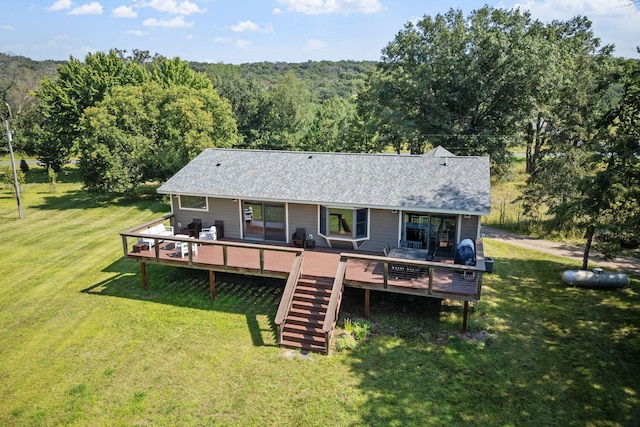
{"left": 454, "top": 239, "right": 475, "bottom": 265}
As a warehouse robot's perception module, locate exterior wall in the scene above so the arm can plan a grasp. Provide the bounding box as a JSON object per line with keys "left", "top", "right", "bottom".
{"left": 288, "top": 203, "right": 326, "bottom": 247}
{"left": 359, "top": 209, "right": 400, "bottom": 253}
{"left": 459, "top": 215, "right": 481, "bottom": 241}
{"left": 171, "top": 197, "right": 241, "bottom": 239}
{"left": 169, "top": 193, "right": 483, "bottom": 250}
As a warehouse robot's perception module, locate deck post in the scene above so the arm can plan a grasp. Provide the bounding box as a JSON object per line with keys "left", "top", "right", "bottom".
{"left": 140, "top": 262, "right": 148, "bottom": 290}
{"left": 121, "top": 235, "right": 128, "bottom": 257}
{"left": 154, "top": 239, "right": 160, "bottom": 262}
{"left": 259, "top": 249, "right": 265, "bottom": 273}
{"left": 462, "top": 301, "right": 469, "bottom": 332}
{"left": 364, "top": 289, "right": 370, "bottom": 319}
{"left": 222, "top": 246, "right": 228, "bottom": 269}
{"left": 209, "top": 270, "right": 216, "bottom": 299}
{"left": 383, "top": 262, "right": 388, "bottom": 288}
{"left": 428, "top": 267, "right": 434, "bottom": 294}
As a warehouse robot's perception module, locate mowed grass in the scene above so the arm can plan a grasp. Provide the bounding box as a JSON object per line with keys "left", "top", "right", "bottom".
{"left": 1, "top": 165, "right": 639, "bottom": 426}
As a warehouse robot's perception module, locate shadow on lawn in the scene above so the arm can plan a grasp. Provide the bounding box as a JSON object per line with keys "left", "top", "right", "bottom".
{"left": 343, "top": 257, "right": 640, "bottom": 425}
{"left": 81, "top": 258, "right": 281, "bottom": 348}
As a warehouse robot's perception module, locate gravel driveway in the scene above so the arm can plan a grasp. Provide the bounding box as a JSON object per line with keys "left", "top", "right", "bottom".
{"left": 481, "top": 226, "right": 639, "bottom": 277}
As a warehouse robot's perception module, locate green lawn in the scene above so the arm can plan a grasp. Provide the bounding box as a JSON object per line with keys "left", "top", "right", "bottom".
{"left": 1, "top": 166, "right": 639, "bottom": 426}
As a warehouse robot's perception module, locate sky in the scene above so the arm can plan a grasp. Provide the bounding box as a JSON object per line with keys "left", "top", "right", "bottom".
{"left": 1, "top": 0, "right": 639, "bottom": 63}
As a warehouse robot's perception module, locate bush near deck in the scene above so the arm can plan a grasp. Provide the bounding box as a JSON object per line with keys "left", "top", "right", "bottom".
{"left": 0, "top": 165, "right": 638, "bottom": 426}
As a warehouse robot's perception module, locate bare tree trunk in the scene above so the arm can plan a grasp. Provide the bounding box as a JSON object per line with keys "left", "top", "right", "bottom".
{"left": 582, "top": 225, "right": 594, "bottom": 270}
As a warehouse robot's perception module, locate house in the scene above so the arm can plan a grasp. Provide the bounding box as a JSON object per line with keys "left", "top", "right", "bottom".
{"left": 157, "top": 147, "right": 490, "bottom": 255}
{"left": 122, "top": 147, "right": 491, "bottom": 353}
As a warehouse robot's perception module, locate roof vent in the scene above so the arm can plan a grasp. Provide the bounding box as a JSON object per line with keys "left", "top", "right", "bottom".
{"left": 216, "top": 163, "right": 221, "bottom": 166}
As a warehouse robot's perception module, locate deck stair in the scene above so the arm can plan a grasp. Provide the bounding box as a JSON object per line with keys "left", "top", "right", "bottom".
{"left": 280, "top": 275, "right": 335, "bottom": 354}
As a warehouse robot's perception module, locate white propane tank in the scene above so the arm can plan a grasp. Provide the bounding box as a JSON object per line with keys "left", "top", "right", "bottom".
{"left": 561, "top": 268, "right": 629, "bottom": 288}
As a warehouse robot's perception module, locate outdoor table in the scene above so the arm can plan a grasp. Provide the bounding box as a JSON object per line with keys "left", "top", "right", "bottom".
{"left": 388, "top": 247, "right": 430, "bottom": 261}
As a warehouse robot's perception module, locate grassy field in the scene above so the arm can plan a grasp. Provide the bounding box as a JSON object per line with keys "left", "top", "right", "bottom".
{"left": 1, "top": 165, "right": 639, "bottom": 426}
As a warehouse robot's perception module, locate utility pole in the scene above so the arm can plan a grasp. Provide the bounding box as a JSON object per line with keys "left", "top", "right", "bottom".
{"left": 2, "top": 102, "right": 23, "bottom": 219}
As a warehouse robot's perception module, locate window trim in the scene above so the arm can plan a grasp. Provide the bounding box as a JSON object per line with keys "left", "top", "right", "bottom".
{"left": 178, "top": 195, "right": 209, "bottom": 212}
{"left": 319, "top": 206, "right": 369, "bottom": 241}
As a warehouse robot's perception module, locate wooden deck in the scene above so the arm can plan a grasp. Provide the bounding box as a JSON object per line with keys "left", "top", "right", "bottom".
{"left": 120, "top": 216, "right": 487, "bottom": 348}
{"left": 123, "top": 236, "right": 484, "bottom": 302}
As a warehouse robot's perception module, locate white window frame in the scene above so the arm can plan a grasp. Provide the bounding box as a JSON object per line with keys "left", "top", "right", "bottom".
{"left": 178, "top": 195, "right": 209, "bottom": 212}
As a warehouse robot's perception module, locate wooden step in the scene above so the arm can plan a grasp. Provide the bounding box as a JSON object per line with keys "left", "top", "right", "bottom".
{"left": 288, "top": 307, "right": 325, "bottom": 319}
{"left": 280, "top": 339, "right": 326, "bottom": 353}
{"left": 293, "top": 293, "right": 330, "bottom": 302}
{"left": 299, "top": 275, "right": 334, "bottom": 286}
{"left": 295, "top": 284, "right": 332, "bottom": 295}
{"left": 282, "top": 323, "right": 324, "bottom": 341}
{"left": 282, "top": 330, "right": 325, "bottom": 346}
{"left": 291, "top": 299, "right": 328, "bottom": 310}
{"left": 286, "top": 314, "right": 324, "bottom": 327}
{"left": 285, "top": 316, "right": 322, "bottom": 331}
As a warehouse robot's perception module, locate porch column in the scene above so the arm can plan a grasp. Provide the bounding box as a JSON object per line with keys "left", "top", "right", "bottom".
{"left": 140, "top": 262, "right": 148, "bottom": 290}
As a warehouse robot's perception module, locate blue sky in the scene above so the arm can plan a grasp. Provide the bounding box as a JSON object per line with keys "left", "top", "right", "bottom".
{"left": 2, "top": 0, "right": 639, "bottom": 63}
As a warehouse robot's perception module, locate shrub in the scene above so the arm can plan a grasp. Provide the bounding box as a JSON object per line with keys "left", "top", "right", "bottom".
{"left": 20, "top": 159, "right": 29, "bottom": 174}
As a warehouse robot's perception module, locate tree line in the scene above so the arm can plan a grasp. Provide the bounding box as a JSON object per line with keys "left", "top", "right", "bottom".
{"left": 1, "top": 6, "right": 638, "bottom": 266}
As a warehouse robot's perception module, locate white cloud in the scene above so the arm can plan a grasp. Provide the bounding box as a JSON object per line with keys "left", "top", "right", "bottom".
{"left": 273, "top": 8, "right": 282, "bottom": 14}
{"left": 112, "top": 5, "right": 137, "bottom": 18}
{"left": 230, "top": 20, "right": 274, "bottom": 33}
{"left": 126, "top": 30, "right": 148, "bottom": 36}
{"left": 143, "top": 16, "right": 194, "bottom": 28}
{"left": 47, "top": 0, "right": 72, "bottom": 11}
{"left": 144, "top": 0, "right": 206, "bottom": 15}
{"left": 305, "top": 38, "right": 327, "bottom": 50}
{"left": 511, "top": 0, "right": 632, "bottom": 20}
{"left": 277, "top": 0, "right": 382, "bottom": 15}
{"left": 510, "top": 0, "right": 640, "bottom": 56}
{"left": 68, "top": 2, "right": 104, "bottom": 15}
{"left": 2, "top": 25, "right": 15, "bottom": 31}
{"left": 235, "top": 39, "right": 252, "bottom": 49}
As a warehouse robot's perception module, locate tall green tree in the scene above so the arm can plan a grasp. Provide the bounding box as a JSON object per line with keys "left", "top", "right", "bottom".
{"left": 522, "top": 56, "right": 638, "bottom": 269}
{"left": 358, "top": 7, "right": 549, "bottom": 170}
{"left": 78, "top": 81, "right": 238, "bottom": 194}
{"left": 250, "top": 72, "right": 315, "bottom": 150}
{"left": 524, "top": 17, "right": 609, "bottom": 174}
{"left": 28, "top": 50, "right": 147, "bottom": 171}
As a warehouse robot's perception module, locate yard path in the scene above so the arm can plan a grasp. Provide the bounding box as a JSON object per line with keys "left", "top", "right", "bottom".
{"left": 481, "top": 226, "right": 639, "bottom": 277}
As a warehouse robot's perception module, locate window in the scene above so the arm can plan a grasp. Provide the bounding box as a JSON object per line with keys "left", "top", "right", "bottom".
{"left": 320, "top": 206, "right": 368, "bottom": 240}
{"left": 179, "top": 195, "right": 208, "bottom": 211}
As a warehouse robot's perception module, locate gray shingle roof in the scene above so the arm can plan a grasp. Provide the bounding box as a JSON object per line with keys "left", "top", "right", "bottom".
{"left": 157, "top": 149, "right": 491, "bottom": 215}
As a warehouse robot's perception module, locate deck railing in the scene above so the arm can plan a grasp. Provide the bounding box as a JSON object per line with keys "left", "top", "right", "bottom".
{"left": 323, "top": 257, "right": 348, "bottom": 354}
{"left": 120, "top": 215, "right": 303, "bottom": 275}
{"left": 274, "top": 253, "right": 305, "bottom": 343}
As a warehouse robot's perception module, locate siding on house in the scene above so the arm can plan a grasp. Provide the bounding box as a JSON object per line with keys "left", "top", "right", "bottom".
{"left": 359, "top": 209, "right": 400, "bottom": 253}
{"left": 459, "top": 215, "right": 480, "bottom": 241}
{"left": 288, "top": 203, "right": 325, "bottom": 247}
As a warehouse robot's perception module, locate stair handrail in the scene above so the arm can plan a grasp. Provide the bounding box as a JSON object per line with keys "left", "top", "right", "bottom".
{"left": 275, "top": 253, "right": 304, "bottom": 340}
{"left": 322, "top": 256, "right": 348, "bottom": 353}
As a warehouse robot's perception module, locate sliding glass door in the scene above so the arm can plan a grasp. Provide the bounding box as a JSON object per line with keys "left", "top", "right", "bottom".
{"left": 403, "top": 213, "right": 456, "bottom": 255}
{"left": 243, "top": 201, "right": 286, "bottom": 242}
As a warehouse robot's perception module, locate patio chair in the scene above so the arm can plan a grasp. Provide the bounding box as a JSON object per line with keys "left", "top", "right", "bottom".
{"left": 292, "top": 228, "right": 306, "bottom": 247}
{"left": 407, "top": 240, "right": 422, "bottom": 249}
{"left": 187, "top": 218, "right": 202, "bottom": 237}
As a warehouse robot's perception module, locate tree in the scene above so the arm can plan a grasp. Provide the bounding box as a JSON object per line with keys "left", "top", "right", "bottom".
{"left": 250, "top": 72, "right": 315, "bottom": 150}
{"left": 521, "top": 55, "right": 638, "bottom": 269}
{"left": 78, "top": 81, "right": 238, "bottom": 194}
{"left": 29, "top": 50, "right": 147, "bottom": 171}
{"left": 301, "top": 97, "right": 357, "bottom": 152}
{"left": 524, "top": 17, "right": 608, "bottom": 174}
{"left": 358, "top": 7, "right": 550, "bottom": 170}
